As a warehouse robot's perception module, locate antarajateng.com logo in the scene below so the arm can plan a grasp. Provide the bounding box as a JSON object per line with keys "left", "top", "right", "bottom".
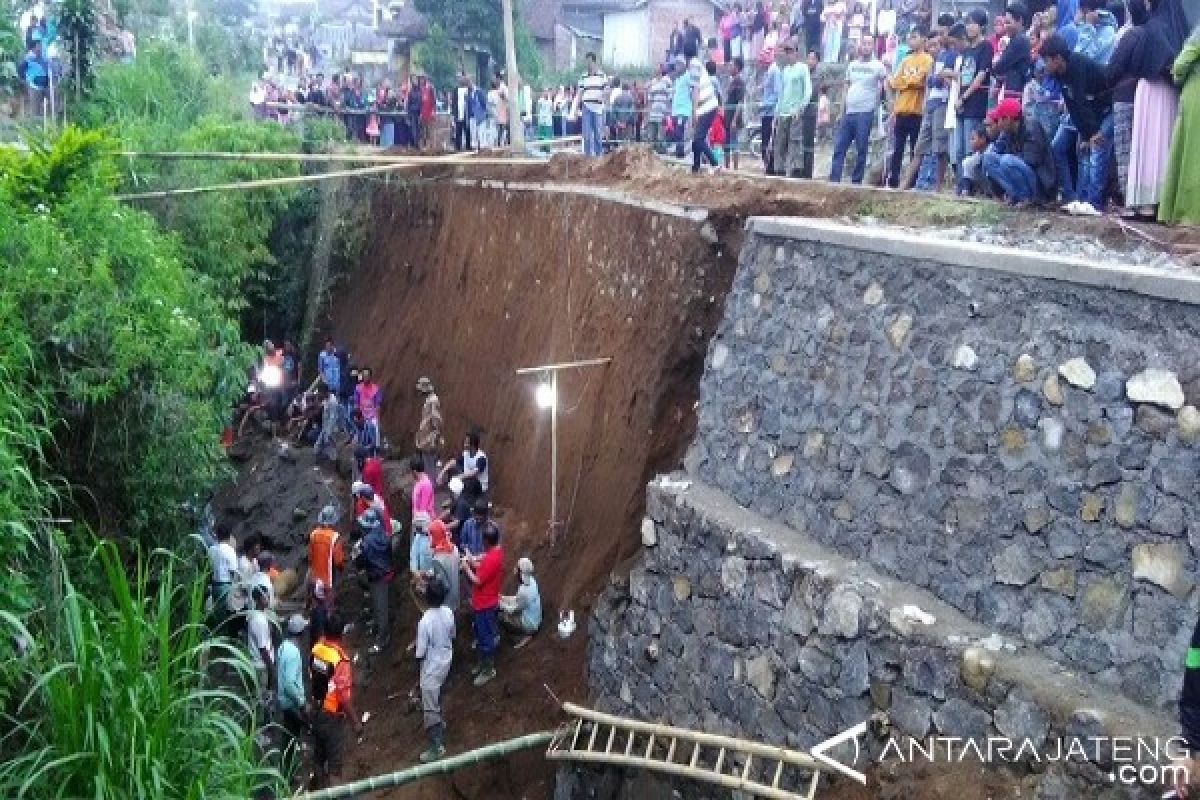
{"left": 876, "top": 735, "right": 1190, "bottom": 786}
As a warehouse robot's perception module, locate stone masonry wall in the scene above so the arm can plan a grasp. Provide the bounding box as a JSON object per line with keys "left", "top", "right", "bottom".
{"left": 684, "top": 218, "right": 1200, "bottom": 712}
{"left": 581, "top": 481, "right": 1172, "bottom": 799}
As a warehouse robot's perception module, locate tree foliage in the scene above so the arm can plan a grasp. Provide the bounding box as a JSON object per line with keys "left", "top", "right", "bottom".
{"left": 413, "top": 0, "right": 500, "bottom": 54}
{"left": 58, "top": 0, "right": 99, "bottom": 94}
{"left": 414, "top": 22, "right": 458, "bottom": 89}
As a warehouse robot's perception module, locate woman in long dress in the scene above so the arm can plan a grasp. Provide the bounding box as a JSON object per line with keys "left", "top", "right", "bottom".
{"left": 1159, "top": 26, "right": 1200, "bottom": 224}
{"left": 1126, "top": 0, "right": 1189, "bottom": 214}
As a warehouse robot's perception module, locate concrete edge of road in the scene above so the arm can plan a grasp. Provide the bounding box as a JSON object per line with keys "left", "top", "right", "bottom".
{"left": 452, "top": 178, "right": 711, "bottom": 222}
{"left": 749, "top": 216, "right": 1200, "bottom": 306}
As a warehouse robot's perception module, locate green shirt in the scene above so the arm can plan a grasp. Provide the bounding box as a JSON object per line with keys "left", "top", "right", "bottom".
{"left": 776, "top": 62, "right": 813, "bottom": 117}
{"left": 276, "top": 639, "right": 305, "bottom": 712}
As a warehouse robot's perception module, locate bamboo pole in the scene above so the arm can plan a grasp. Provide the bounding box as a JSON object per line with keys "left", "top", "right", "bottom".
{"left": 120, "top": 150, "right": 548, "bottom": 166}
{"left": 296, "top": 731, "right": 556, "bottom": 800}
{"left": 116, "top": 163, "right": 421, "bottom": 201}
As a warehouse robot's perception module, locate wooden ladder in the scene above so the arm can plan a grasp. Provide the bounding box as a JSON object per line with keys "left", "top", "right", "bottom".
{"left": 546, "top": 703, "right": 828, "bottom": 800}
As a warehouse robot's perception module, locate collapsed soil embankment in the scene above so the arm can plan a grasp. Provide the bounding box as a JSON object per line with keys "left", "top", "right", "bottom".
{"left": 305, "top": 176, "right": 738, "bottom": 797}
{"left": 327, "top": 178, "right": 737, "bottom": 610}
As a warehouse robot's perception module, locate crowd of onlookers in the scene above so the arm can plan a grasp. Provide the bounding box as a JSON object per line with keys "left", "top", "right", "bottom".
{"left": 555, "top": 0, "right": 1197, "bottom": 224}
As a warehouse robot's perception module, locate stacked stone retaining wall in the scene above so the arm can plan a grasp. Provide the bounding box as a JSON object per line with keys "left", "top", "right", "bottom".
{"left": 685, "top": 218, "right": 1200, "bottom": 712}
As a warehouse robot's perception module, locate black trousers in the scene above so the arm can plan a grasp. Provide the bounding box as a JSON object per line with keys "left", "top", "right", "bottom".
{"left": 409, "top": 112, "right": 421, "bottom": 148}
{"left": 761, "top": 113, "right": 775, "bottom": 172}
{"left": 454, "top": 118, "right": 471, "bottom": 151}
{"left": 801, "top": 101, "right": 818, "bottom": 179}
{"left": 692, "top": 109, "right": 719, "bottom": 172}
{"left": 889, "top": 113, "right": 922, "bottom": 188}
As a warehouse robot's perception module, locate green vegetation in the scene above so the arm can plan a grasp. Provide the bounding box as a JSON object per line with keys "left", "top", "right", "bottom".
{"left": 0, "top": 542, "right": 277, "bottom": 799}
{"left": 0, "top": 39, "right": 321, "bottom": 797}
{"left": 415, "top": 22, "right": 458, "bottom": 90}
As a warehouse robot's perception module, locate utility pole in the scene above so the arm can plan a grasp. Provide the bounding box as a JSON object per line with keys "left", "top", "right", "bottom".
{"left": 186, "top": 0, "right": 195, "bottom": 51}
{"left": 501, "top": 0, "right": 525, "bottom": 152}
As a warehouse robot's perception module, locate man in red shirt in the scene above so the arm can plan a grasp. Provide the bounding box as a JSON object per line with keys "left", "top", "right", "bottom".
{"left": 462, "top": 525, "right": 503, "bottom": 686}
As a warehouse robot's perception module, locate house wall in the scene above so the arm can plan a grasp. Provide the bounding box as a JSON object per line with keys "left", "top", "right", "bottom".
{"left": 603, "top": 9, "right": 651, "bottom": 67}
{"left": 647, "top": 0, "right": 718, "bottom": 66}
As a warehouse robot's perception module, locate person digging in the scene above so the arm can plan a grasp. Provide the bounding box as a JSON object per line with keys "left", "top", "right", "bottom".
{"left": 498, "top": 557, "right": 542, "bottom": 650}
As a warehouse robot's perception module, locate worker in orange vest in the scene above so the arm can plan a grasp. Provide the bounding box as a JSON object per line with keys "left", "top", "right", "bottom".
{"left": 308, "top": 504, "right": 345, "bottom": 642}
{"left": 309, "top": 615, "right": 362, "bottom": 789}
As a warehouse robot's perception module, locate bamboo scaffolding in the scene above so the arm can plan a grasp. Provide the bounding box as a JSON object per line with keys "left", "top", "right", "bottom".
{"left": 296, "top": 731, "right": 555, "bottom": 800}
{"left": 116, "top": 163, "right": 421, "bottom": 200}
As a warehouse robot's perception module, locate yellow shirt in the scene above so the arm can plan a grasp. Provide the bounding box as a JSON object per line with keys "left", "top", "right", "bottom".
{"left": 890, "top": 51, "right": 933, "bottom": 116}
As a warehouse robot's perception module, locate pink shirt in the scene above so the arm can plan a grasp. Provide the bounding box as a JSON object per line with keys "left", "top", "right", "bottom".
{"left": 355, "top": 382, "right": 381, "bottom": 420}
{"left": 412, "top": 474, "right": 435, "bottom": 517}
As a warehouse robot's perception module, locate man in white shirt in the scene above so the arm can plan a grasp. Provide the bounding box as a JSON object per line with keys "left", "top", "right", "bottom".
{"left": 207, "top": 524, "right": 239, "bottom": 628}
{"left": 570, "top": 52, "right": 609, "bottom": 156}
{"left": 416, "top": 580, "right": 455, "bottom": 762}
{"left": 452, "top": 72, "right": 472, "bottom": 151}
{"left": 829, "top": 39, "right": 888, "bottom": 183}
{"left": 245, "top": 586, "right": 276, "bottom": 709}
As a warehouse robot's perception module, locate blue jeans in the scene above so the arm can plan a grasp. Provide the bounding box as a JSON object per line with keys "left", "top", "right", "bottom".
{"left": 1076, "top": 114, "right": 1114, "bottom": 210}
{"left": 982, "top": 151, "right": 1037, "bottom": 203}
{"left": 829, "top": 111, "right": 873, "bottom": 184}
{"left": 1052, "top": 120, "right": 1079, "bottom": 202}
{"left": 582, "top": 106, "right": 604, "bottom": 156}
{"left": 472, "top": 606, "right": 498, "bottom": 657}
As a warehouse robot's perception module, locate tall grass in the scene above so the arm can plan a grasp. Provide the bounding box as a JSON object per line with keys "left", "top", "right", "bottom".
{"left": 0, "top": 541, "right": 280, "bottom": 799}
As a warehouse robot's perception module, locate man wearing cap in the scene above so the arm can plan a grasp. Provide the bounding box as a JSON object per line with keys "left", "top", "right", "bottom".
{"left": 982, "top": 97, "right": 1057, "bottom": 205}
{"left": 276, "top": 613, "right": 310, "bottom": 771}
{"left": 310, "top": 615, "right": 362, "bottom": 789}
{"left": 415, "top": 377, "right": 442, "bottom": 479}
{"left": 462, "top": 523, "right": 504, "bottom": 686}
{"left": 352, "top": 482, "right": 392, "bottom": 537}
{"left": 308, "top": 505, "right": 344, "bottom": 641}
{"left": 357, "top": 507, "right": 395, "bottom": 655}
{"left": 499, "top": 557, "right": 542, "bottom": 649}
{"left": 459, "top": 498, "right": 498, "bottom": 559}
{"left": 415, "top": 579, "right": 455, "bottom": 761}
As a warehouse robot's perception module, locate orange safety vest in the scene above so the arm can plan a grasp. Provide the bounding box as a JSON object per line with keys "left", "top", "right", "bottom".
{"left": 311, "top": 640, "right": 351, "bottom": 714}
{"left": 308, "top": 526, "right": 343, "bottom": 590}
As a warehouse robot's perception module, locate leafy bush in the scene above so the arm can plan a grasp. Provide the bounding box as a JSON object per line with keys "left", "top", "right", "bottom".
{"left": 0, "top": 541, "right": 278, "bottom": 799}
{"left": 0, "top": 128, "right": 249, "bottom": 545}
{"left": 77, "top": 42, "right": 221, "bottom": 149}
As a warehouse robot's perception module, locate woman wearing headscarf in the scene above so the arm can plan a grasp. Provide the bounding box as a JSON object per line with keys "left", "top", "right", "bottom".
{"left": 1123, "top": 0, "right": 1184, "bottom": 216}
{"left": 427, "top": 519, "right": 461, "bottom": 611}
{"left": 1105, "top": 0, "right": 1165, "bottom": 212}
{"left": 1159, "top": 25, "right": 1200, "bottom": 224}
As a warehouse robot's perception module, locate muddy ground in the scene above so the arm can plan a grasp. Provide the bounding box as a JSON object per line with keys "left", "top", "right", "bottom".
{"left": 212, "top": 149, "right": 1197, "bottom": 799}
